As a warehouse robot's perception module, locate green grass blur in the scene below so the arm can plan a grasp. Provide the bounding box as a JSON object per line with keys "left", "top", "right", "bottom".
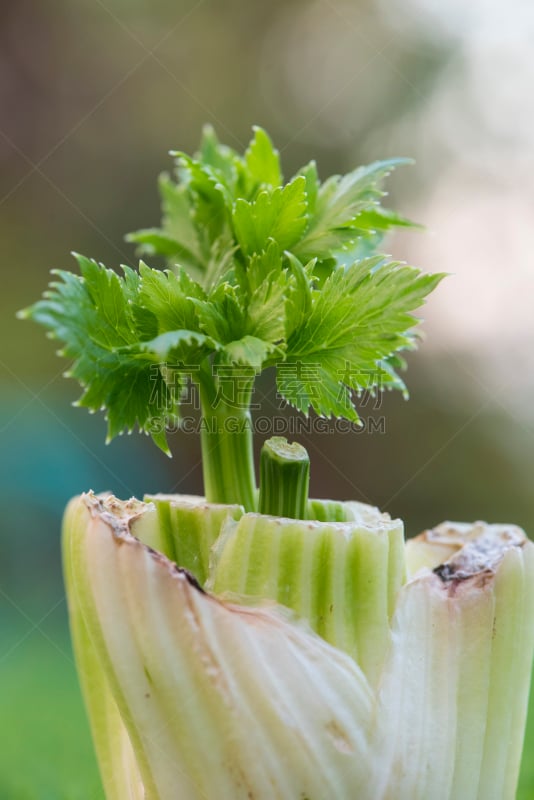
{"left": 0, "top": 625, "right": 103, "bottom": 800}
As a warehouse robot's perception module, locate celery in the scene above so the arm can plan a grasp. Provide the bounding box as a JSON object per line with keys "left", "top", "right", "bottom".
{"left": 21, "top": 127, "right": 532, "bottom": 800}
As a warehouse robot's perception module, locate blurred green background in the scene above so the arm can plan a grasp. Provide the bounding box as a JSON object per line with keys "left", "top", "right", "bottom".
{"left": 1, "top": 0, "right": 533, "bottom": 797}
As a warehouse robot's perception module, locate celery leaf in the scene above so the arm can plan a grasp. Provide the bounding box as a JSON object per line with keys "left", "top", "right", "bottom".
{"left": 293, "top": 159, "right": 412, "bottom": 262}
{"left": 245, "top": 126, "right": 282, "bottom": 189}
{"left": 278, "top": 257, "right": 445, "bottom": 418}
{"left": 24, "top": 127, "right": 444, "bottom": 450}
{"left": 232, "top": 175, "right": 308, "bottom": 256}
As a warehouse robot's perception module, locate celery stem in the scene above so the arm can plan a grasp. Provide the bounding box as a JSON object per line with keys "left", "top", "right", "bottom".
{"left": 198, "top": 367, "right": 257, "bottom": 511}
{"left": 258, "top": 436, "right": 310, "bottom": 519}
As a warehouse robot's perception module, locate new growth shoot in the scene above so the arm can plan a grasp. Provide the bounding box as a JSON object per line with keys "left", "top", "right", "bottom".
{"left": 21, "top": 126, "right": 443, "bottom": 511}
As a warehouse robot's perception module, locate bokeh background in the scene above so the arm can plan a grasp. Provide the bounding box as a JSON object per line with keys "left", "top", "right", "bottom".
{"left": 1, "top": 0, "right": 534, "bottom": 796}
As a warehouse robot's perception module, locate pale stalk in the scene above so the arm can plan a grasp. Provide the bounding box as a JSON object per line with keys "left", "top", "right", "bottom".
{"left": 63, "top": 497, "right": 148, "bottom": 800}
{"left": 63, "top": 494, "right": 534, "bottom": 800}
{"left": 207, "top": 510, "right": 404, "bottom": 682}
{"left": 66, "top": 493, "right": 377, "bottom": 800}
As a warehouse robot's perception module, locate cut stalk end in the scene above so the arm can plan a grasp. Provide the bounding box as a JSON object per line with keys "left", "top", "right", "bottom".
{"left": 258, "top": 436, "right": 310, "bottom": 519}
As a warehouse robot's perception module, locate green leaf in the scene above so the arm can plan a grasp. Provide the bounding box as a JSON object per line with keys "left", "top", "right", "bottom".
{"left": 232, "top": 175, "right": 308, "bottom": 256}
{"left": 138, "top": 264, "right": 204, "bottom": 333}
{"left": 159, "top": 174, "right": 200, "bottom": 249}
{"left": 126, "top": 229, "right": 185, "bottom": 257}
{"left": 234, "top": 239, "right": 281, "bottom": 295}
{"left": 173, "top": 154, "right": 230, "bottom": 248}
{"left": 126, "top": 175, "right": 203, "bottom": 273}
{"left": 137, "top": 330, "right": 216, "bottom": 363}
{"left": 277, "top": 359, "right": 359, "bottom": 420}
{"left": 297, "top": 160, "right": 319, "bottom": 216}
{"left": 294, "top": 159, "right": 410, "bottom": 261}
{"left": 229, "top": 241, "right": 287, "bottom": 343}
{"left": 244, "top": 126, "right": 282, "bottom": 188}
{"left": 349, "top": 206, "right": 420, "bottom": 233}
{"left": 223, "top": 335, "right": 280, "bottom": 371}
{"left": 197, "top": 124, "right": 241, "bottom": 189}
{"left": 278, "top": 257, "right": 445, "bottom": 418}
{"left": 203, "top": 234, "right": 237, "bottom": 291}
{"left": 245, "top": 271, "right": 287, "bottom": 343}
{"left": 195, "top": 283, "right": 246, "bottom": 345}
{"left": 23, "top": 255, "right": 181, "bottom": 453}
{"left": 284, "top": 253, "right": 315, "bottom": 339}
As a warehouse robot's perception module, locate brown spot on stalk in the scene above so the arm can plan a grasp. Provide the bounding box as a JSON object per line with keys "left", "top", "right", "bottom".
{"left": 426, "top": 520, "right": 527, "bottom": 595}
{"left": 325, "top": 720, "right": 355, "bottom": 754}
{"left": 433, "top": 563, "right": 495, "bottom": 596}
{"left": 433, "top": 562, "right": 488, "bottom": 583}
{"left": 173, "top": 565, "right": 207, "bottom": 595}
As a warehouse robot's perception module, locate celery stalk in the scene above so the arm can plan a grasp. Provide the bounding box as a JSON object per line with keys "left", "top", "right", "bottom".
{"left": 63, "top": 493, "right": 534, "bottom": 800}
